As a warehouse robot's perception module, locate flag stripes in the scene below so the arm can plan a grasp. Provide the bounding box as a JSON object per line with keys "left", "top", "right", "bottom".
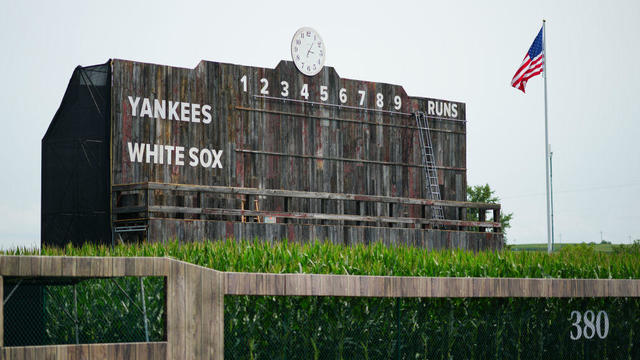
{"left": 512, "top": 27, "right": 544, "bottom": 93}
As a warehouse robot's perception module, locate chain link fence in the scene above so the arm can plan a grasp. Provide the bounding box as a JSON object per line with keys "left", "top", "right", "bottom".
{"left": 3, "top": 276, "right": 165, "bottom": 346}
{"left": 225, "top": 296, "right": 640, "bottom": 360}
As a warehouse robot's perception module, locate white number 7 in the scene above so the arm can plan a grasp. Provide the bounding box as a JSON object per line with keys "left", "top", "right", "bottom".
{"left": 358, "top": 90, "right": 366, "bottom": 106}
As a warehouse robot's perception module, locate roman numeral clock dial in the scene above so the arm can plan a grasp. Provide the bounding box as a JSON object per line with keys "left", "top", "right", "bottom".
{"left": 291, "top": 27, "right": 326, "bottom": 76}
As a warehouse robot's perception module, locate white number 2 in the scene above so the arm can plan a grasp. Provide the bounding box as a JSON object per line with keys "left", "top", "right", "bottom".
{"left": 260, "top": 78, "right": 269, "bottom": 95}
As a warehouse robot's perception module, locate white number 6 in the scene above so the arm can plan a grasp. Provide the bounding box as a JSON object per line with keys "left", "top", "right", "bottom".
{"left": 339, "top": 88, "right": 347, "bottom": 103}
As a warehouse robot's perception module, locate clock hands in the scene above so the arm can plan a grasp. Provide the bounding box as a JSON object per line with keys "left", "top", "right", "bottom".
{"left": 306, "top": 41, "right": 314, "bottom": 58}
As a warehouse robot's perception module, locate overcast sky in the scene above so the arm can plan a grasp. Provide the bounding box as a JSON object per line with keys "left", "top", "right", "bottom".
{"left": 1, "top": 0, "right": 638, "bottom": 249}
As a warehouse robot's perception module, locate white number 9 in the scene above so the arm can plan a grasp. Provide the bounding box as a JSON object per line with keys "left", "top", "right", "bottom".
{"left": 394, "top": 95, "right": 402, "bottom": 110}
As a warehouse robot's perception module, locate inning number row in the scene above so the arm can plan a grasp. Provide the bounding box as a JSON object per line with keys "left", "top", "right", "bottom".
{"left": 240, "top": 75, "right": 402, "bottom": 110}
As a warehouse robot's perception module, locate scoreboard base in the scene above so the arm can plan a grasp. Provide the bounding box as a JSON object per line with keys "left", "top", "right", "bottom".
{"left": 140, "top": 219, "right": 504, "bottom": 251}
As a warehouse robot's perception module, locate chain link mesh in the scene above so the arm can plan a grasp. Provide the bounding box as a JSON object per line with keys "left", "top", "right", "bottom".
{"left": 3, "top": 276, "right": 165, "bottom": 346}
{"left": 225, "top": 296, "right": 640, "bottom": 359}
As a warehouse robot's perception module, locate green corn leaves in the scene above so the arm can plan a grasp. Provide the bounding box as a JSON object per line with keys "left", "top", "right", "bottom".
{"left": 5, "top": 240, "right": 638, "bottom": 279}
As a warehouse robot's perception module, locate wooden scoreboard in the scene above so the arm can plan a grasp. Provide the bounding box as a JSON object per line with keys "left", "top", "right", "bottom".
{"left": 42, "top": 28, "right": 502, "bottom": 249}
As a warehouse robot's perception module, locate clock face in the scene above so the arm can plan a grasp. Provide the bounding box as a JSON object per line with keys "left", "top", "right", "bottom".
{"left": 291, "top": 27, "right": 326, "bottom": 76}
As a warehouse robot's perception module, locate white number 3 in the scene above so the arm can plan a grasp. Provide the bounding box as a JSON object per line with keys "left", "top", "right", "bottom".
{"left": 570, "top": 311, "right": 582, "bottom": 340}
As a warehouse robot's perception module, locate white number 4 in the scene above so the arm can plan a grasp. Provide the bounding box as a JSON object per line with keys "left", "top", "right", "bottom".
{"left": 300, "top": 84, "right": 309, "bottom": 100}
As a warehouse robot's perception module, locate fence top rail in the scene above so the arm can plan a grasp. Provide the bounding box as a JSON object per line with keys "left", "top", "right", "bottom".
{"left": 2, "top": 256, "right": 638, "bottom": 298}
{"left": 112, "top": 182, "right": 501, "bottom": 210}
{"left": 223, "top": 271, "right": 640, "bottom": 298}
{"left": 0, "top": 256, "right": 169, "bottom": 277}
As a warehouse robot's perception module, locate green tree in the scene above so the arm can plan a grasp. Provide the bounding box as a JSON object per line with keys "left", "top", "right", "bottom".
{"left": 466, "top": 184, "right": 513, "bottom": 240}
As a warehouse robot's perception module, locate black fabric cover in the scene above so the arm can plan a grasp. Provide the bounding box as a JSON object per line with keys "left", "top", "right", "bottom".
{"left": 41, "top": 62, "right": 111, "bottom": 247}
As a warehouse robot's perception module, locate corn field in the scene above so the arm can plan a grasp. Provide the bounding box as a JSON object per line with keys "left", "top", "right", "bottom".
{"left": 4, "top": 240, "right": 640, "bottom": 358}
{"left": 7, "top": 239, "right": 638, "bottom": 279}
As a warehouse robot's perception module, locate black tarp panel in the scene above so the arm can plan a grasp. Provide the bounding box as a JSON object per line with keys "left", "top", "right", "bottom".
{"left": 41, "top": 62, "right": 111, "bottom": 247}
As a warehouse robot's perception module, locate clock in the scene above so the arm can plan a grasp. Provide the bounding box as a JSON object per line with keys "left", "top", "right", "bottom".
{"left": 291, "top": 27, "right": 326, "bottom": 76}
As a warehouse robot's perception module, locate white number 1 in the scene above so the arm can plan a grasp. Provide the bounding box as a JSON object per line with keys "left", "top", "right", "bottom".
{"left": 240, "top": 75, "right": 247, "bottom": 92}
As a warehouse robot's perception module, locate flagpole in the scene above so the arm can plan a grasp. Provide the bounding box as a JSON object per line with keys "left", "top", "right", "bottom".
{"left": 543, "top": 19, "right": 552, "bottom": 254}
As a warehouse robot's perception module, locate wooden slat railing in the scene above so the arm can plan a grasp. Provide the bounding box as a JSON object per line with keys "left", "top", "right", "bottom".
{"left": 5, "top": 256, "right": 636, "bottom": 359}
{"left": 112, "top": 182, "right": 501, "bottom": 231}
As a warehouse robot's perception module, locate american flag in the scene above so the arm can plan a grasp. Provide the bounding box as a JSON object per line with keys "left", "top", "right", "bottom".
{"left": 512, "top": 27, "right": 544, "bottom": 93}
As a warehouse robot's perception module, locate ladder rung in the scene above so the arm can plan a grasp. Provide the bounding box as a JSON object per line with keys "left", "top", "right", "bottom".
{"left": 416, "top": 111, "right": 443, "bottom": 214}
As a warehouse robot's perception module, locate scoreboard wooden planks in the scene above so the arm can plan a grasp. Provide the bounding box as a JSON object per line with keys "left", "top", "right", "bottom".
{"left": 42, "top": 57, "right": 502, "bottom": 249}
{"left": 112, "top": 59, "right": 466, "bottom": 197}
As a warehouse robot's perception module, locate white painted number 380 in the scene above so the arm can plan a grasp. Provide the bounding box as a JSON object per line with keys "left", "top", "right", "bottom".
{"left": 570, "top": 310, "right": 609, "bottom": 340}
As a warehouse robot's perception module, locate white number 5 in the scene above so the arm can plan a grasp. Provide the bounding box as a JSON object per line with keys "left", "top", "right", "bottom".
{"left": 320, "top": 86, "right": 328, "bottom": 101}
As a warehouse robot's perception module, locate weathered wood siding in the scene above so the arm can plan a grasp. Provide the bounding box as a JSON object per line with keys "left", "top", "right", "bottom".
{"left": 225, "top": 273, "right": 640, "bottom": 298}
{"left": 148, "top": 219, "right": 502, "bottom": 251}
{"left": 1, "top": 342, "right": 167, "bottom": 360}
{"left": 0, "top": 256, "right": 224, "bottom": 360}
{"left": 111, "top": 59, "right": 467, "bottom": 220}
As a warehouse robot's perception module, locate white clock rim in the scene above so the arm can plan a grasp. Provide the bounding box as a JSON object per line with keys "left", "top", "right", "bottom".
{"left": 291, "top": 27, "right": 326, "bottom": 77}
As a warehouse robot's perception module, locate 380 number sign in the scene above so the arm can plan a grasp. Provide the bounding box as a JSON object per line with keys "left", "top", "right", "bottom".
{"left": 569, "top": 310, "right": 609, "bottom": 340}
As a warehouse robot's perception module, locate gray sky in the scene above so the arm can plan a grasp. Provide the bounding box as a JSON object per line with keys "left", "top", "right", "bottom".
{"left": 1, "top": 0, "right": 638, "bottom": 249}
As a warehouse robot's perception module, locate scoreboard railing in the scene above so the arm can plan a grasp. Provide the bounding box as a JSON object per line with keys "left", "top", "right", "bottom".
{"left": 111, "top": 182, "right": 501, "bottom": 233}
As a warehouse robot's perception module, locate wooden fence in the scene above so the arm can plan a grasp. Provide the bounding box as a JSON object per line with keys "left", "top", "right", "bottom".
{"left": 1, "top": 256, "right": 639, "bottom": 359}
{"left": 112, "top": 182, "right": 504, "bottom": 249}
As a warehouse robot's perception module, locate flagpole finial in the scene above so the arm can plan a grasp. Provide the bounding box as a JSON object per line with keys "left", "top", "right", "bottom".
{"left": 543, "top": 19, "right": 546, "bottom": 23}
